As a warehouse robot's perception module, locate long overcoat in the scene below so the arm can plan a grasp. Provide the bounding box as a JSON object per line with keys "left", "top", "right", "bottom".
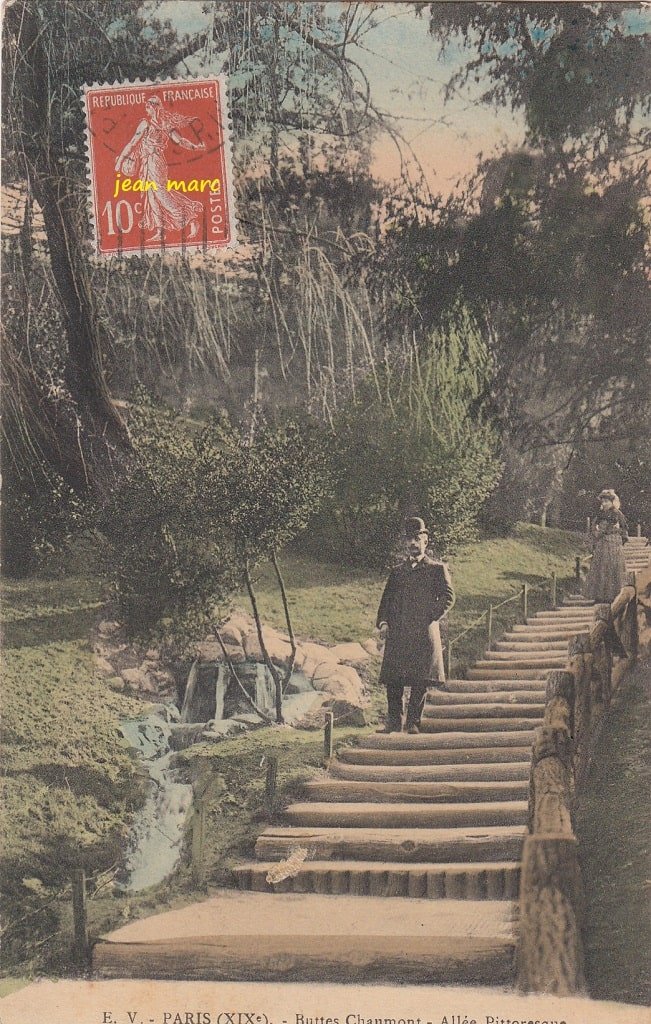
{"left": 377, "top": 555, "right": 455, "bottom": 685}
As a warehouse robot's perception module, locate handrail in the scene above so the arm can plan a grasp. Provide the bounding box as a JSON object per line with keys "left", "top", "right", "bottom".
{"left": 446, "top": 572, "right": 558, "bottom": 677}
{"left": 517, "top": 576, "right": 640, "bottom": 995}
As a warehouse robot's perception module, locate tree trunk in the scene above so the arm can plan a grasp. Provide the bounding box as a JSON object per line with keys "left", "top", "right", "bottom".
{"left": 9, "top": 1, "right": 132, "bottom": 500}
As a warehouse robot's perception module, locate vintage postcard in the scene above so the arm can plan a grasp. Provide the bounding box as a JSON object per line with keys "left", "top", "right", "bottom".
{"left": 2, "top": 2, "right": 649, "bottom": 1023}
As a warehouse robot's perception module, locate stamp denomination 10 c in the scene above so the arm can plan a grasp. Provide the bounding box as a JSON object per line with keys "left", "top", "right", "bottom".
{"left": 82, "top": 77, "right": 236, "bottom": 257}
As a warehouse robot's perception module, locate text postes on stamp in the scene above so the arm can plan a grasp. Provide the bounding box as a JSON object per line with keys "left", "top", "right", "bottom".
{"left": 82, "top": 77, "right": 236, "bottom": 257}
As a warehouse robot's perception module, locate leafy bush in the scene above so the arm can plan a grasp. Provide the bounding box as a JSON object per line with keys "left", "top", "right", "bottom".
{"left": 305, "top": 311, "right": 502, "bottom": 567}
{"left": 100, "top": 401, "right": 329, "bottom": 645}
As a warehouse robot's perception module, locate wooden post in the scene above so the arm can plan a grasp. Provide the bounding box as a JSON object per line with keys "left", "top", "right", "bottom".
{"left": 72, "top": 868, "right": 89, "bottom": 965}
{"left": 324, "top": 711, "right": 334, "bottom": 763}
{"left": 265, "top": 753, "right": 278, "bottom": 809}
{"left": 521, "top": 582, "right": 529, "bottom": 622}
{"left": 637, "top": 522, "right": 642, "bottom": 537}
{"left": 575, "top": 556, "right": 581, "bottom": 584}
{"left": 487, "top": 604, "right": 494, "bottom": 650}
{"left": 586, "top": 516, "right": 591, "bottom": 534}
{"left": 517, "top": 835, "right": 587, "bottom": 995}
{"left": 446, "top": 639, "right": 454, "bottom": 680}
{"left": 550, "top": 572, "right": 557, "bottom": 610}
{"left": 191, "top": 794, "right": 207, "bottom": 885}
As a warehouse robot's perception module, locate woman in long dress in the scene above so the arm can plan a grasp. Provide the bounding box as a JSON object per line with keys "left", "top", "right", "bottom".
{"left": 115, "top": 96, "right": 205, "bottom": 240}
{"left": 584, "top": 489, "right": 629, "bottom": 602}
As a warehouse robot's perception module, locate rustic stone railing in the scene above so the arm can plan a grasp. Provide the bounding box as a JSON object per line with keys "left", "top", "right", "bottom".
{"left": 517, "top": 574, "right": 640, "bottom": 996}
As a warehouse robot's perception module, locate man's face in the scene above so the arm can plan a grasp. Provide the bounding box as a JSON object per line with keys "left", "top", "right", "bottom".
{"left": 406, "top": 532, "right": 428, "bottom": 559}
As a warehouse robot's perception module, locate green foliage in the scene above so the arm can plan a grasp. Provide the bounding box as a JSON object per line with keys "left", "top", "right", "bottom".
{"left": 306, "top": 312, "right": 502, "bottom": 567}
{"left": 101, "top": 401, "right": 329, "bottom": 641}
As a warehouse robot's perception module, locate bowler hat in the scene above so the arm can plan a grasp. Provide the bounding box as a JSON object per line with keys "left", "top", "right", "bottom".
{"left": 404, "top": 516, "right": 428, "bottom": 537}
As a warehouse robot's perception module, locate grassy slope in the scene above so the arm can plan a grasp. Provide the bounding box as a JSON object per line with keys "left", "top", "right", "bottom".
{"left": 573, "top": 661, "right": 651, "bottom": 1006}
{"left": 1, "top": 577, "right": 146, "bottom": 974}
{"left": 0, "top": 523, "right": 584, "bottom": 975}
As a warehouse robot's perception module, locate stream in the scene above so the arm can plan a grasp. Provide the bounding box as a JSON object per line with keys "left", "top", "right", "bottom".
{"left": 117, "top": 706, "right": 193, "bottom": 892}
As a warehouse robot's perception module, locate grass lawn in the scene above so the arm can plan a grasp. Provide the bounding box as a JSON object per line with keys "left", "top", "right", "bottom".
{"left": 0, "top": 522, "right": 585, "bottom": 977}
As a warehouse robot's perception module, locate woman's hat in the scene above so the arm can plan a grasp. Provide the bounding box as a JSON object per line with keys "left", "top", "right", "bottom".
{"left": 599, "top": 489, "right": 618, "bottom": 502}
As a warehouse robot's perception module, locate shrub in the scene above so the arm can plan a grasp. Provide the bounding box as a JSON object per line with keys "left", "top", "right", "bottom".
{"left": 305, "top": 311, "right": 502, "bottom": 567}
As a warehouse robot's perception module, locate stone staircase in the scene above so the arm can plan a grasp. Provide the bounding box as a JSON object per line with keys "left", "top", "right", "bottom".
{"left": 234, "top": 598, "right": 598, "bottom": 913}
{"left": 624, "top": 535, "right": 650, "bottom": 573}
{"left": 94, "top": 538, "right": 648, "bottom": 983}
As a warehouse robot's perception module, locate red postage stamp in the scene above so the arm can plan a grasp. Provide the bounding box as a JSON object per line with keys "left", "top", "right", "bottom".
{"left": 82, "top": 77, "right": 236, "bottom": 257}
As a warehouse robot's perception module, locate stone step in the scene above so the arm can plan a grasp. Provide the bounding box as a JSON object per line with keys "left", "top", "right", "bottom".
{"left": 470, "top": 659, "right": 556, "bottom": 675}
{"left": 358, "top": 731, "right": 535, "bottom": 750}
{"left": 493, "top": 640, "right": 569, "bottom": 651}
{"left": 467, "top": 667, "right": 546, "bottom": 680}
{"left": 422, "top": 702, "right": 545, "bottom": 719}
{"left": 532, "top": 610, "right": 593, "bottom": 618}
{"left": 336, "top": 745, "right": 532, "bottom": 766}
{"left": 445, "top": 678, "right": 546, "bottom": 693}
{"left": 507, "top": 622, "right": 589, "bottom": 638}
{"left": 234, "top": 860, "right": 521, "bottom": 900}
{"left": 420, "top": 716, "right": 542, "bottom": 733}
{"left": 327, "top": 761, "right": 531, "bottom": 783}
{"left": 427, "top": 689, "right": 546, "bottom": 705}
{"left": 255, "top": 824, "right": 527, "bottom": 863}
{"left": 301, "top": 779, "right": 530, "bottom": 803}
{"left": 562, "top": 598, "right": 594, "bottom": 606}
{"left": 480, "top": 652, "right": 566, "bottom": 665}
{"left": 92, "top": 890, "right": 518, "bottom": 984}
{"left": 281, "top": 800, "right": 528, "bottom": 829}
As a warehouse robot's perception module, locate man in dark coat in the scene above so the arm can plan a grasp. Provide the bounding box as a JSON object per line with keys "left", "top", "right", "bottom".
{"left": 376, "top": 517, "right": 455, "bottom": 733}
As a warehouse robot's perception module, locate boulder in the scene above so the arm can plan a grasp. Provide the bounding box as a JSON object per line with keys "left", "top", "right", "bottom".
{"left": 98, "top": 620, "right": 122, "bottom": 637}
{"left": 294, "top": 694, "right": 366, "bottom": 730}
{"left": 330, "top": 642, "right": 370, "bottom": 665}
{"left": 243, "top": 632, "right": 264, "bottom": 663}
{"left": 219, "top": 623, "right": 244, "bottom": 646}
{"left": 94, "top": 656, "right": 115, "bottom": 675}
{"left": 300, "top": 641, "right": 338, "bottom": 665}
{"left": 107, "top": 676, "right": 125, "bottom": 692}
{"left": 283, "top": 670, "right": 314, "bottom": 695}
{"left": 121, "top": 667, "right": 156, "bottom": 693}
{"left": 362, "top": 638, "right": 382, "bottom": 656}
{"left": 145, "top": 648, "right": 159, "bottom": 661}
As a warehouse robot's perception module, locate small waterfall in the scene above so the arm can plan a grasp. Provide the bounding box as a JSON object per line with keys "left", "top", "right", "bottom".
{"left": 117, "top": 707, "right": 193, "bottom": 892}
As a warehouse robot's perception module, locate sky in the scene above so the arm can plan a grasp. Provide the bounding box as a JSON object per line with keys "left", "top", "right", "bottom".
{"left": 158, "top": 0, "right": 525, "bottom": 194}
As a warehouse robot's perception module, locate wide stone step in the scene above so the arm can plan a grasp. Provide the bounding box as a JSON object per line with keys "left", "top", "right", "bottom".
{"left": 468, "top": 663, "right": 548, "bottom": 679}
{"left": 358, "top": 731, "right": 534, "bottom": 750}
{"left": 336, "top": 745, "right": 533, "bottom": 766}
{"left": 301, "top": 779, "right": 529, "bottom": 803}
{"left": 422, "top": 702, "right": 545, "bottom": 719}
{"left": 255, "top": 824, "right": 526, "bottom": 863}
{"left": 328, "top": 761, "right": 531, "bottom": 783}
{"left": 493, "top": 639, "right": 568, "bottom": 651}
{"left": 532, "top": 610, "right": 593, "bottom": 618}
{"left": 93, "top": 890, "right": 518, "bottom": 984}
{"left": 427, "top": 689, "right": 546, "bottom": 705}
{"left": 420, "top": 716, "right": 542, "bottom": 732}
{"left": 562, "top": 598, "right": 594, "bottom": 607}
{"left": 510, "top": 623, "right": 589, "bottom": 635}
{"left": 282, "top": 800, "right": 528, "bottom": 829}
{"left": 467, "top": 667, "right": 546, "bottom": 680}
{"left": 480, "top": 652, "right": 566, "bottom": 666}
{"left": 445, "top": 678, "right": 546, "bottom": 693}
{"left": 234, "top": 860, "right": 521, "bottom": 900}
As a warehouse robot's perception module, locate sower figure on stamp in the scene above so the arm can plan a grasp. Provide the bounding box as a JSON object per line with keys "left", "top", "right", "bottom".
{"left": 376, "top": 516, "right": 455, "bottom": 734}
